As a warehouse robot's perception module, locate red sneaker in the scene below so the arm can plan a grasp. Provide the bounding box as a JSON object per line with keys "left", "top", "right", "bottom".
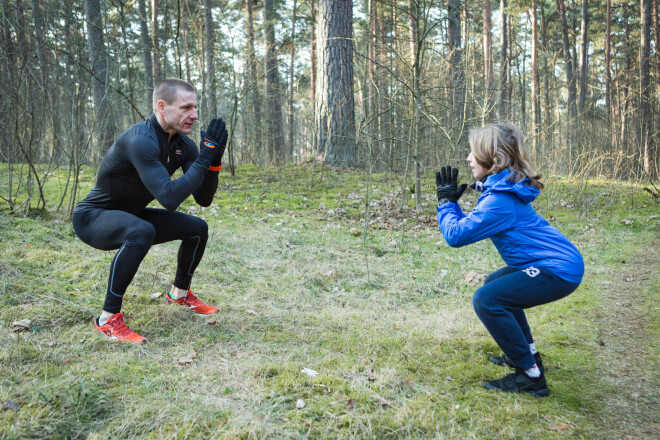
{"left": 166, "top": 290, "right": 218, "bottom": 315}
{"left": 93, "top": 313, "right": 146, "bottom": 344}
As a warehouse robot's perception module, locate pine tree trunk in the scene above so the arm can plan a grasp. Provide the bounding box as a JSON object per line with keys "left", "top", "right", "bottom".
{"left": 287, "top": 0, "right": 298, "bottom": 162}
{"left": 483, "top": 0, "right": 494, "bottom": 122}
{"left": 138, "top": 0, "right": 153, "bottom": 109}
{"left": 499, "top": 0, "right": 508, "bottom": 120}
{"left": 84, "top": 0, "right": 115, "bottom": 155}
{"left": 152, "top": 0, "right": 161, "bottom": 81}
{"left": 315, "top": 0, "right": 356, "bottom": 166}
{"left": 203, "top": 0, "right": 217, "bottom": 120}
{"left": 531, "top": 0, "right": 540, "bottom": 160}
{"left": 640, "top": 0, "right": 652, "bottom": 174}
{"left": 265, "top": 0, "right": 284, "bottom": 165}
{"left": 578, "top": 0, "right": 589, "bottom": 114}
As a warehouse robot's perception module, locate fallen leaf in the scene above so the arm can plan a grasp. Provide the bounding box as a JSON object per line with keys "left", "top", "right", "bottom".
{"left": 3, "top": 400, "right": 20, "bottom": 411}
{"left": 622, "top": 219, "right": 633, "bottom": 225}
{"left": 300, "top": 368, "right": 320, "bottom": 377}
{"left": 178, "top": 351, "right": 197, "bottom": 365}
{"left": 367, "top": 369, "right": 375, "bottom": 381}
{"left": 463, "top": 271, "right": 487, "bottom": 286}
{"left": 11, "top": 319, "right": 32, "bottom": 333}
{"left": 378, "top": 399, "right": 393, "bottom": 407}
{"left": 296, "top": 399, "right": 305, "bottom": 409}
{"left": 208, "top": 320, "right": 218, "bottom": 326}
{"left": 246, "top": 309, "right": 259, "bottom": 316}
{"left": 150, "top": 291, "right": 163, "bottom": 299}
{"left": 445, "top": 376, "right": 454, "bottom": 381}
{"left": 625, "top": 275, "right": 635, "bottom": 282}
{"left": 347, "top": 398, "right": 356, "bottom": 407}
{"left": 547, "top": 424, "right": 570, "bottom": 431}
{"left": 598, "top": 340, "right": 605, "bottom": 346}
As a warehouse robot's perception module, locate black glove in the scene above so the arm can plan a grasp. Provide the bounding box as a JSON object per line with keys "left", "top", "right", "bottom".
{"left": 435, "top": 165, "right": 468, "bottom": 204}
{"left": 200, "top": 118, "right": 228, "bottom": 170}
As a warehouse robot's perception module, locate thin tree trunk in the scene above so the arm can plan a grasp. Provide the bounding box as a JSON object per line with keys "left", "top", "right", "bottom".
{"left": 555, "top": 0, "right": 576, "bottom": 145}
{"left": 265, "top": 0, "right": 284, "bottom": 165}
{"left": 138, "top": 0, "right": 153, "bottom": 109}
{"left": 448, "top": 0, "right": 464, "bottom": 126}
{"left": 203, "top": 0, "right": 216, "bottom": 120}
{"left": 245, "top": 0, "right": 262, "bottom": 163}
{"left": 287, "top": 0, "right": 298, "bottom": 162}
{"left": 152, "top": 0, "right": 161, "bottom": 81}
{"left": 483, "top": 0, "right": 494, "bottom": 122}
{"left": 578, "top": 0, "right": 589, "bottom": 114}
{"left": 531, "top": 1, "right": 540, "bottom": 160}
{"left": 84, "top": 0, "right": 115, "bottom": 156}
{"left": 640, "top": 0, "right": 652, "bottom": 174}
{"left": 499, "top": 0, "right": 508, "bottom": 119}
{"left": 605, "top": 0, "right": 611, "bottom": 123}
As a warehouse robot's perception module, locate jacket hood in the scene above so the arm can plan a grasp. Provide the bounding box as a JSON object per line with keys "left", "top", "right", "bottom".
{"left": 482, "top": 170, "right": 539, "bottom": 203}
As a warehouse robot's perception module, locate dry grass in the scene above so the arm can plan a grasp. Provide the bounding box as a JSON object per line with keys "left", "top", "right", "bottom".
{"left": 0, "top": 165, "right": 658, "bottom": 439}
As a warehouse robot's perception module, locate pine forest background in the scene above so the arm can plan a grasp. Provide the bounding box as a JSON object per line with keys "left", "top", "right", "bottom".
{"left": 1, "top": 0, "right": 659, "bottom": 216}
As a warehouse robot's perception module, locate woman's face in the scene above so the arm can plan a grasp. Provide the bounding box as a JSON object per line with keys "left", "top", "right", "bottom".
{"left": 467, "top": 152, "right": 487, "bottom": 180}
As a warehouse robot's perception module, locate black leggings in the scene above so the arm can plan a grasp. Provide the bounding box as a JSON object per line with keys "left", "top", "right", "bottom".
{"left": 72, "top": 207, "right": 208, "bottom": 314}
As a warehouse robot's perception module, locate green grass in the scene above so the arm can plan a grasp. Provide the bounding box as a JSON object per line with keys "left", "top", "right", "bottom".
{"left": 1, "top": 165, "right": 658, "bottom": 439}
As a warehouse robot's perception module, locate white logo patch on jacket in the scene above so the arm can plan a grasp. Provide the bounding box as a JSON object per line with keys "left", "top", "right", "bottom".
{"left": 522, "top": 266, "right": 540, "bottom": 277}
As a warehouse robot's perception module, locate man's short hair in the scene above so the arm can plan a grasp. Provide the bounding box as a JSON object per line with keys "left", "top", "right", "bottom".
{"left": 153, "top": 78, "right": 195, "bottom": 110}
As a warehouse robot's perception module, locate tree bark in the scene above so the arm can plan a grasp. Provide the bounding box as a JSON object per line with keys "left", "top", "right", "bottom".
{"left": 555, "top": 0, "right": 577, "bottom": 141}
{"left": 499, "top": 0, "right": 508, "bottom": 120}
{"left": 287, "top": 0, "right": 298, "bottom": 162}
{"left": 138, "top": 0, "right": 154, "bottom": 109}
{"left": 605, "top": 0, "right": 611, "bottom": 122}
{"left": 265, "top": 0, "right": 284, "bottom": 165}
{"left": 448, "top": 0, "right": 464, "bottom": 126}
{"left": 483, "top": 0, "right": 494, "bottom": 122}
{"left": 203, "top": 0, "right": 217, "bottom": 120}
{"left": 245, "top": 0, "right": 263, "bottom": 162}
{"left": 531, "top": 0, "right": 540, "bottom": 159}
{"left": 152, "top": 0, "right": 161, "bottom": 82}
{"left": 315, "top": 0, "right": 356, "bottom": 166}
{"left": 577, "top": 0, "right": 589, "bottom": 114}
{"left": 640, "top": 0, "right": 652, "bottom": 174}
{"left": 84, "top": 0, "right": 115, "bottom": 155}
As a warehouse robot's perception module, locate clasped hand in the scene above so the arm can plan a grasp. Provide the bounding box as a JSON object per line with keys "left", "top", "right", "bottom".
{"left": 435, "top": 165, "right": 467, "bottom": 204}
{"left": 200, "top": 118, "right": 229, "bottom": 166}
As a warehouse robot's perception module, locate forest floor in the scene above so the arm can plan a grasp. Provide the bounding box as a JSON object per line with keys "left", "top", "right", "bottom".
{"left": 0, "top": 164, "right": 658, "bottom": 439}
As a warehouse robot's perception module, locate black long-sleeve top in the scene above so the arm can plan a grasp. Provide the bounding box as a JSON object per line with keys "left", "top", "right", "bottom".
{"left": 75, "top": 114, "right": 218, "bottom": 215}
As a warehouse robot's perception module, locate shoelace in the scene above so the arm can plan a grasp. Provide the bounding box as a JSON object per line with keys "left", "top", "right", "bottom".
{"left": 181, "top": 293, "right": 204, "bottom": 307}
{"left": 110, "top": 315, "right": 135, "bottom": 337}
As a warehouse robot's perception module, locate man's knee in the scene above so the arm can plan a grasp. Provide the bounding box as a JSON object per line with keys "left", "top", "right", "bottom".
{"left": 189, "top": 216, "right": 208, "bottom": 237}
{"left": 128, "top": 223, "right": 156, "bottom": 248}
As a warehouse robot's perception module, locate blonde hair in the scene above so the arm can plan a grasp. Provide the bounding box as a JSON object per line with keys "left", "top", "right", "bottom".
{"left": 468, "top": 123, "right": 543, "bottom": 189}
{"left": 152, "top": 78, "right": 195, "bottom": 110}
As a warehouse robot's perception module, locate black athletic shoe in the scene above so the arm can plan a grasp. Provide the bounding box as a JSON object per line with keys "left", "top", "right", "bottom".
{"left": 488, "top": 352, "right": 545, "bottom": 374}
{"left": 484, "top": 368, "right": 550, "bottom": 397}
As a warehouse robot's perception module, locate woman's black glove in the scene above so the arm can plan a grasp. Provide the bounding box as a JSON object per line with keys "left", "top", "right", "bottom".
{"left": 435, "top": 165, "right": 468, "bottom": 204}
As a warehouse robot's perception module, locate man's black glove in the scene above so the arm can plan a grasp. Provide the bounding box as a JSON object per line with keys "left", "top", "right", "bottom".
{"left": 435, "top": 165, "right": 468, "bottom": 204}
{"left": 200, "top": 118, "right": 228, "bottom": 171}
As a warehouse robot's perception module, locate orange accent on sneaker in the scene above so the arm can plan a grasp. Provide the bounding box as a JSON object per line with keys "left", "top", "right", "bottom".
{"left": 166, "top": 290, "right": 218, "bottom": 315}
{"left": 93, "top": 313, "right": 146, "bottom": 344}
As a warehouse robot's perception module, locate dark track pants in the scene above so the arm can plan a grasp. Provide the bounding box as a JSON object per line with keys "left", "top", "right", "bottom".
{"left": 472, "top": 266, "right": 580, "bottom": 370}
{"left": 72, "top": 208, "right": 208, "bottom": 314}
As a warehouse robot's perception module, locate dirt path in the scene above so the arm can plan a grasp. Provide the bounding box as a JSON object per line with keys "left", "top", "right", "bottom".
{"left": 593, "top": 237, "right": 659, "bottom": 438}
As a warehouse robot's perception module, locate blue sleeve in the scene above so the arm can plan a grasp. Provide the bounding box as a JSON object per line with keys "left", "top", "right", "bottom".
{"left": 181, "top": 139, "right": 218, "bottom": 207}
{"left": 125, "top": 135, "right": 208, "bottom": 211}
{"left": 436, "top": 193, "right": 516, "bottom": 247}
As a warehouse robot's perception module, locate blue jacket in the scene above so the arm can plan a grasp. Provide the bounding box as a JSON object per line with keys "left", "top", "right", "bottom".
{"left": 437, "top": 170, "right": 584, "bottom": 283}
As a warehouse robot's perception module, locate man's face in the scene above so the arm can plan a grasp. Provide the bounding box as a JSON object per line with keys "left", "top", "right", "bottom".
{"left": 160, "top": 89, "right": 198, "bottom": 135}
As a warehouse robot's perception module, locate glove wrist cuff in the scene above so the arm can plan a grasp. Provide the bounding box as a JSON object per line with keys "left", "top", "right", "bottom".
{"left": 438, "top": 198, "right": 452, "bottom": 205}
{"left": 208, "top": 164, "right": 222, "bottom": 172}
